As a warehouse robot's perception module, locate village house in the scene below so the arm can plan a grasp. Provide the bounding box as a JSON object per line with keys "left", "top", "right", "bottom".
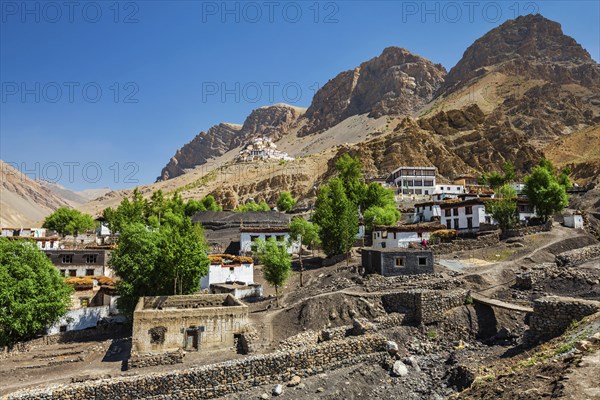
{"left": 453, "top": 175, "right": 479, "bottom": 187}
{"left": 438, "top": 198, "right": 493, "bottom": 232}
{"left": 432, "top": 183, "right": 466, "bottom": 201}
{"left": 388, "top": 166, "right": 437, "bottom": 196}
{"left": 371, "top": 222, "right": 445, "bottom": 249}
{"left": 200, "top": 254, "right": 263, "bottom": 299}
{"left": 362, "top": 248, "right": 434, "bottom": 276}
{"left": 240, "top": 226, "right": 299, "bottom": 255}
{"left": 47, "top": 276, "right": 117, "bottom": 334}
{"left": 1, "top": 227, "right": 61, "bottom": 250}
{"left": 132, "top": 294, "right": 249, "bottom": 353}
{"left": 192, "top": 211, "right": 291, "bottom": 254}
{"left": 564, "top": 213, "right": 584, "bottom": 229}
{"left": 44, "top": 248, "right": 113, "bottom": 278}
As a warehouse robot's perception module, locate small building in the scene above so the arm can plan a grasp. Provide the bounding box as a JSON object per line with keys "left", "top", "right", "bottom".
{"left": 372, "top": 223, "right": 446, "bottom": 249}
{"left": 388, "top": 166, "right": 437, "bottom": 195}
{"left": 47, "top": 276, "right": 116, "bottom": 335}
{"left": 201, "top": 255, "right": 254, "bottom": 289}
{"left": 132, "top": 294, "right": 248, "bottom": 353}
{"left": 1, "top": 227, "right": 61, "bottom": 250}
{"left": 432, "top": 184, "right": 466, "bottom": 201}
{"left": 45, "top": 249, "right": 113, "bottom": 278}
{"left": 453, "top": 175, "right": 479, "bottom": 187}
{"left": 362, "top": 248, "right": 434, "bottom": 276}
{"left": 564, "top": 214, "right": 584, "bottom": 229}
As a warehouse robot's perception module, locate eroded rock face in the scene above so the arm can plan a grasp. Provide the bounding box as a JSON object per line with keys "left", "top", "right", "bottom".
{"left": 158, "top": 104, "right": 303, "bottom": 181}
{"left": 298, "top": 47, "right": 446, "bottom": 136}
{"left": 443, "top": 14, "right": 599, "bottom": 92}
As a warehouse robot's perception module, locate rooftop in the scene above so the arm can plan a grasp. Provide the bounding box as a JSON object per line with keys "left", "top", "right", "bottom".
{"left": 373, "top": 222, "right": 446, "bottom": 232}
{"left": 192, "top": 211, "right": 290, "bottom": 230}
{"left": 141, "top": 294, "right": 244, "bottom": 310}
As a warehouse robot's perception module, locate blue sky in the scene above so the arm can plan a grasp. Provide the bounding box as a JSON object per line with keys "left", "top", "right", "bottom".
{"left": 1, "top": 1, "right": 598, "bottom": 191}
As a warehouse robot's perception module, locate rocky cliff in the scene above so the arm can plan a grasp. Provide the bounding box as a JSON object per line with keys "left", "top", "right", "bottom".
{"left": 158, "top": 104, "right": 304, "bottom": 181}
{"left": 297, "top": 47, "right": 447, "bottom": 136}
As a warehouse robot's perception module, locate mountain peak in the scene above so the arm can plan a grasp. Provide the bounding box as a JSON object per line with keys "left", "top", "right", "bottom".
{"left": 443, "top": 14, "right": 596, "bottom": 92}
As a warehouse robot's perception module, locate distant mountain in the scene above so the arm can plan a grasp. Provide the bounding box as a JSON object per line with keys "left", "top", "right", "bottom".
{"left": 158, "top": 104, "right": 305, "bottom": 181}
{"left": 0, "top": 161, "right": 69, "bottom": 227}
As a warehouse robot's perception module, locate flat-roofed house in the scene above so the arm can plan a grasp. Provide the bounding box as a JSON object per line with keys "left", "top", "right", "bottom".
{"left": 372, "top": 222, "right": 446, "bottom": 249}
{"left": 388, "top": 166, "right": 437, "bottom": 196}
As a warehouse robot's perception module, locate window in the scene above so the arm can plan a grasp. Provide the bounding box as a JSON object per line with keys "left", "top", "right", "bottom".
{"left": 60, "top": 269, "right": 66, "bottom": 276}
{"left": 447, "top": 187, "right": 451, "bottom": 191}
{"left": 418, "top": 257, "right": 428, "bottom": 266}
{"left": 382, "top": 231, "right": 388, "bottom": 239}
{"left": 83, "top": 254, "right": 97, "bottom": 263}
{"left": 86, "top": 269, "right": 95, "bottom": 276}
{"left": 467, "top": 217, "right": 473, "bottom": 229}
{"left": 445, "top": 209, "right": 451, "bottom": 217}
{"left": 413, "top": 180, "right": 422, "bottom": 186}
{"left": 429, "top": 206, "right": 432, "bottom": 211}
{"left": 446, "top": 220, "right": 452, "bottom": 229}
{"left": 454, "top": 219, "right": 459, "bottom": 230}
{"left": 276, "top": 235, "right": 285, "bottom": 242}
{"left": 69, "top": 270, "right": 77, "bottom": 277}
{"left": 80, "top": 298, "right": 89, "bottom": 307}
{"left": 59, "top": 325, "right": 68, "bottom": 333}
{"left": 265, "top": 235, "right": 272, "bottom": 241}
{"left": 250, "top": 235, "right": 259, "bottom": 242}
{"left": 381, "top": 242, "right": 386, "bottom": 248}
{"left": 453, "top": 208, "right": 459, "bottom": 216}
{"left": 424, "top": 180, "right": 434, "bottom": 186}
{"left": 424, "top": 190, "right": 428, "bottom": 195}
{"left": 415, "top": 189, "right": 422, "bottom": 195}
{"left": 395, "top": 257, "right": 405, "bottom": 267}
{"left": 465, "top": 206, "right": 472, "bottom": 215}
{"left": 62, "top": 254, "right": 73, "bottom": 263}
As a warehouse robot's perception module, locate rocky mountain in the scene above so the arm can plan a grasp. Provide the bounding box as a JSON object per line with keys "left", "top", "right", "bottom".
{"left": 158, "top": 104, "right": 305, "bottom": 181}
{"left": 442, "top": 14, "right": 599, "bottom": 93}
{"left": 0, "top": 160, "right": 70, "bottom": 227}
{"left": 80, "top": 14, "right": 598, "bottom": 215}
{"left": 297, "top": 47, "right": 447, "bottom": 136}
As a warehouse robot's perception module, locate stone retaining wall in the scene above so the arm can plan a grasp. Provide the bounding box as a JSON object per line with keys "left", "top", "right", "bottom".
{"left": 503, "top": 219, "right": 553, "bottom": 238}
{"left": 380, "top": 289, "right": 468, "bottom": 324}
{"left": 430, "top": 232, "right": 500, "bottom": 255}
{"left": 524, "top": 296, "right": 600, "bottom": 345}
{"left": 8, "top": 334, "right": 387, "bottom": 400}
{"left": 555, "top": 244, "right": 600, "bottom": 267}
{"left": 128, "top": 350, "right": 185, "bottom": 369}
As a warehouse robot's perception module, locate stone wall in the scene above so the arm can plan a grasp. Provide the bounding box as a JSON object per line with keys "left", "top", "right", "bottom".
{"left": 430, "top": 232, "right": 500, "bottom": 255}
{"left": 7, "top": 334, "right": 387, "bottom": 400}
{"left": 380, "top": 289, "right": 468, "bottom": 324}
{"left": 503, "top": 219, "right": 553, "bottom": 238}
{"left": 128, "top": 350, "right": 185, "bottom": 369}
{"left": 524, "top": 296, "right": 600, "bottom": 345}
{"left": 555, "top": 244, "right": 600, "bottom": 267}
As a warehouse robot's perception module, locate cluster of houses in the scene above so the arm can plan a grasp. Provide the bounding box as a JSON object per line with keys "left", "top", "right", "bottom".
{"left": 237, "top": 136, "right": 294, "bottom": 162}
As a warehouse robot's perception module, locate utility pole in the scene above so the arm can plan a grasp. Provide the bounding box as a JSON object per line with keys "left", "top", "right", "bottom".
{"left": 298, "top": 233, "right": 303, "bottom": 287}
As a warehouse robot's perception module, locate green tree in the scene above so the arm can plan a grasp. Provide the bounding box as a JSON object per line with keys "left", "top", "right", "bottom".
{"left": 109, "top": 221, "right": 209, "bottom": 315}
{"left": 363, "top": 205, "right": 401, "bottom": 230}
{"left": 335, "top": 154, "right": 366, "bottom": 206}
{"left": 557, "top": 167, "right": 573, "bottom": 190}
{"left": 502, "top": 161, "right": 517, "bottom": 183}
{"left": 256, "top": 238, "right": 291, "bottom": 307}
{"left": 234, "top": 200, "right": 270, "bottom": 212}
{"left": 524, "top": 162, "right": 569, "bottom": 222}
{"left": 289, "top": 217, "right": 321, "bottom": 251}
{"left": 0, "top": 238, "right": 72, "bottom": 346}
{"left": 313, "top": 178, "right": 359, "bottom": 258}
{"left": 276, "top": 191, "right": 296, "bottom": 213}
{"left": 485, "top": 184, "right": 518, "bottom": 232}
{"left": 102, "top": 188, "right": 147, "bottom": 233}
{"left": 481, "top": 161, "right": 517, "bottom": 189}
{"left": 43, "top": 207, "right": 96, "bottom": 237}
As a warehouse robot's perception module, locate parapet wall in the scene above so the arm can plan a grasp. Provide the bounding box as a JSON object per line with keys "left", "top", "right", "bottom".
{"left": 7, "top": 334, "right": 387, "bottom": 400}
{"left": 525, "top": 296, "right": 600, "bottom": 345}
{"left": 555, "top": 244, "right": 600, "bottom": 267}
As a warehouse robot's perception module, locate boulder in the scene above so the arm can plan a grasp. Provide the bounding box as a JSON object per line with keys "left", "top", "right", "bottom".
{"left": 392, "top": 360, "right": 409, "bottom": 377}
{"left": 272, "top": 384, "right": 283, "bottom": 396}
{"left": 287, "top": 376, "right": 301, "bottom": 387}
{"left": 385, "top": 341, "right": 399, "bottom": 355}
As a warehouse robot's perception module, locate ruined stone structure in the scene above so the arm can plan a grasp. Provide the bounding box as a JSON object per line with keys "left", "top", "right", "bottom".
{"left": 132, "top": 294, "right": 248, "bottom": 354}
{"left": 362, "top": 248, "right": 434, "bottom": 276}
{"left": 525, "top": 296, "right": 600, "bottom": 345}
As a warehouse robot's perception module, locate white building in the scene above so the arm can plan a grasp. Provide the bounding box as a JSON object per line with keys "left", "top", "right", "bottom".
{"left": 238, "top": 136, "right": 294, "bottom": 162}
{"left": 432, "top": 184, "right": 466, "bottom": 201}
{"left": 200, "top": 255, "right": 255, "bottom": 289}
{"left": 372, "top": 223, "right": 446, "bottom": 249}
{"left": 439, "top": 199, "right": 493, "bottom": 232}
{"left": 388, "top": 166, "right": 437, "bottom": 196}
{"left": 240, "top": 227, "right": 299, "bottom": 255}
{"left": 564, "top": 214, "right": 584, "bottom": 229}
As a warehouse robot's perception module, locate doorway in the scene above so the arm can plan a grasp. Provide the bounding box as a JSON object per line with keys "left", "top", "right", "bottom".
{"left": 185, "top": 328, "right": 199, "bottom": 351}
